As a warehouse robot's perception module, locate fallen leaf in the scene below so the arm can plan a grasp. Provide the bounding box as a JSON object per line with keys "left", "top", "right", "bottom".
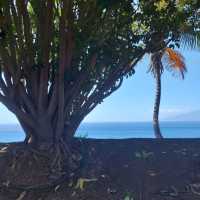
{"left": 0, "top": 147, "right": 8, "bottom": 153}
{"left": 75, "top": 178, "right": 97, "bottom": 191}
{"left": 2, "top": 180, "right": 10, "bottom": 187}
{"left": 16, "top": 191, "right": 27, "bottom": 200}
{"left": 54, "top": 185, "right": 61, "bottom": 192}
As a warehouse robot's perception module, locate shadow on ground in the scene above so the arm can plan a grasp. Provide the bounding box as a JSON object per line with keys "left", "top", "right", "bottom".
{"left": 1, "top": 138, "right": 200, "bottom": 200}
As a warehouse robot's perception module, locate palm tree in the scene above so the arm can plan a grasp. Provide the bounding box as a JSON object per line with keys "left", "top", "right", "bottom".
{"left": 149, "top": 48, "right": 187, "bottom": 138}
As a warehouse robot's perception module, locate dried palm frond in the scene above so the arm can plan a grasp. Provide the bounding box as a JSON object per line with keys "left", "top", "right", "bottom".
{"left": 163, "top": 48, "right": 187, "bottom": 79}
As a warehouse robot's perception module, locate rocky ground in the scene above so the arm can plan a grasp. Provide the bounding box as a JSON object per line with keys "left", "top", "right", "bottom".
{"left": 1, "top": 138, "right": 200, "bottom": 200}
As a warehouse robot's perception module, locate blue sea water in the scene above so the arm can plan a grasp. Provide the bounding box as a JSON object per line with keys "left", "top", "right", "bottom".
{"left": 0, "top": 122, "right": 200, "bottom": 143}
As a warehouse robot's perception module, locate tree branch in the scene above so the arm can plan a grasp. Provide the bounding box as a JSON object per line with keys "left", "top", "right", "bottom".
{"left": 0, "top": 94, "right": 36, "bottom": 129}
{"left": 18, "top": 83, "right": 37, "bottom": 119}
{"left": 38, "top": 0, "right": 54, "bottom": 112}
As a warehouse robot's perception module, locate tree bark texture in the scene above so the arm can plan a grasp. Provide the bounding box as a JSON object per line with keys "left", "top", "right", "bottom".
{"left": 151, "top": 52, "right": 164, "bottom": 139}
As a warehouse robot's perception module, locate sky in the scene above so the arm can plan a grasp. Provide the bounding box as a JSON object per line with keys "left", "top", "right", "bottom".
{"left": 0, "top": 49, "right": 199, "bottom": 124}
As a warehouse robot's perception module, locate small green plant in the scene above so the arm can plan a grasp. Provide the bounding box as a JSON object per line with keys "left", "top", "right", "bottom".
{"left": 78, "top": 133, "right": 88, "bottom": 139}
{"left": 124, "top": 192, "right": 135, "bottom": 200}
{"left": 135, "top": 150, "right": 154, "bottom": 160}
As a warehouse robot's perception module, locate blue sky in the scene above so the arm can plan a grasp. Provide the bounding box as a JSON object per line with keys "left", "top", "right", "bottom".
{"left": 0, "top": 50, "right": 199, "bottom": 124}
{"left": 84, "top": 49, "right": 200, "bottom": 122}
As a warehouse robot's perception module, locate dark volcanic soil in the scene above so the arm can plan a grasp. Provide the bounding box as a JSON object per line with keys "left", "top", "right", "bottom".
{"left": 1, "top": 139, "right": 200, "bottom": 200}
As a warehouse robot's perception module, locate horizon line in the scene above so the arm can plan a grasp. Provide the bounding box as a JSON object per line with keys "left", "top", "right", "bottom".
{"left": 0, "top": 120, "right": 200, "bottom": 125}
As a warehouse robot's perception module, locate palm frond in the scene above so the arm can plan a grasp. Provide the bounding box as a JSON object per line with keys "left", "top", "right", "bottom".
{"left": 179, "top": 7, "right": 200, "bottom": 50}
{"left": 180, "top": 32, "right": 200, "bottom": 50}
{"left": 163, "top": 48, "right": 187, "bottom": 79}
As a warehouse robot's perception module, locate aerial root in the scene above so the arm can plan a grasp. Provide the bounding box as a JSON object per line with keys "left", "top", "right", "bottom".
{"left": 50, "top": 139, "right": 81, "bottom": 179}
{"left": 0, "top": 140, "right": 82, "bottom": 192}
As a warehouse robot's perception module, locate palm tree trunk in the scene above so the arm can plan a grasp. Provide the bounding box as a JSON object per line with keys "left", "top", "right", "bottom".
{"left": 153, "top": 58, "right": 163, "bottom": 139}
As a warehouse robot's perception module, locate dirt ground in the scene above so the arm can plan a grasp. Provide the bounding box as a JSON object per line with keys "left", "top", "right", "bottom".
{"left": 1, "top": 138, "right": 200, "bottom": 200}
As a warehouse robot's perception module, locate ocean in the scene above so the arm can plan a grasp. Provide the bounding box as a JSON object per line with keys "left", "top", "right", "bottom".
{"left": 0, "top": 122, "right": 200, "bottom": 143}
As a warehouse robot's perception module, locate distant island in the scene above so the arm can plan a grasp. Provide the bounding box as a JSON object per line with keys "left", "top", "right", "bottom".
{"left": 164, "top": 110, "right": 200, "bottom": 121}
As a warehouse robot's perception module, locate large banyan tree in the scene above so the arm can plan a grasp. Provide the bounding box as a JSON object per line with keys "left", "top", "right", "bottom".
{"left": 0, "top": 0, "right": 199, "bottom": 146}
{"left": 0, "top": 0, "right": 145, "bottom": 145}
